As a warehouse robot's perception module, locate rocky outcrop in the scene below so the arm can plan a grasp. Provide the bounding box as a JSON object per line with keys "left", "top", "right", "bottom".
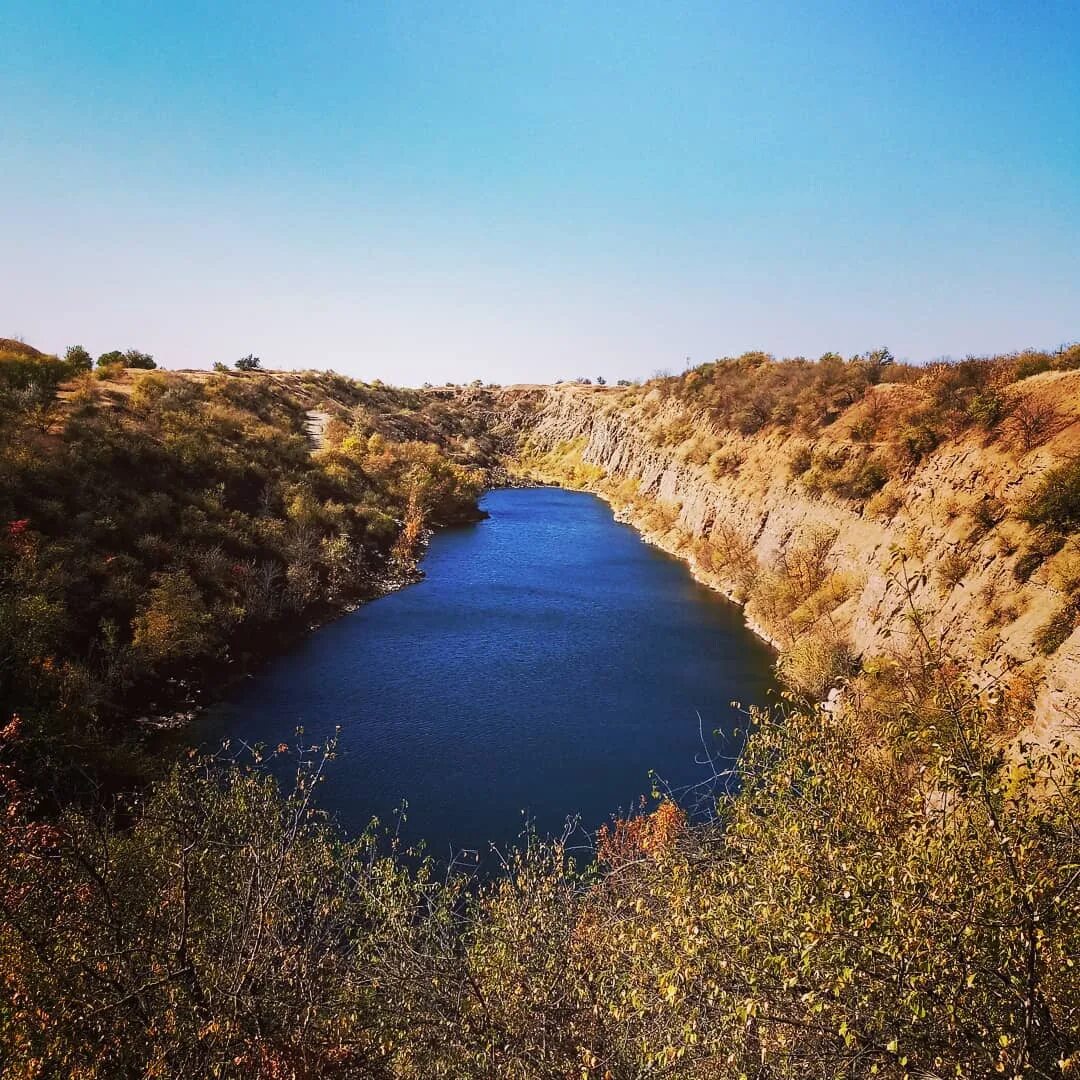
{"left": 501, "top": 377, "right": 1080, "bottom": 740}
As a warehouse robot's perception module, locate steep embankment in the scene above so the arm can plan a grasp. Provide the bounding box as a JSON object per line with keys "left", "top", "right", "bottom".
{"left": 0, "top": 364, "right": 502, "bottom": 743}
{"left": 506, "top": 375, "right": 1080, "bottom": 738}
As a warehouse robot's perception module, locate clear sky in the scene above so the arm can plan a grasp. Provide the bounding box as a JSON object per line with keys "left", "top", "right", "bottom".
{"left": 2, "top": 1, "right": 1078, "bottom": 384}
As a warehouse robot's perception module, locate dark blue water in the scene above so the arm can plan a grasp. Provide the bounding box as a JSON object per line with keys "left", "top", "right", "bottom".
{"left": 197, "top": 488, "right": 775, "bottom": 858}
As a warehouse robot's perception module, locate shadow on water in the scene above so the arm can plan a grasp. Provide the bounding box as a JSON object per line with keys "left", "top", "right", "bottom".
{"left": 191, "top": 488, "right": 777, "bottom": 862}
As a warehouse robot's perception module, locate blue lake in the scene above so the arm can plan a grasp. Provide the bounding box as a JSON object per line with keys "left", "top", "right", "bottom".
{"left": 196, "top": 487, "right": 776, "bottom": 858}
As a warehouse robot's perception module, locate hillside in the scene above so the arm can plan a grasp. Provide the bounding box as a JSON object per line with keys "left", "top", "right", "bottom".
{"left": 0, "top": 359, "right": 506, "bottom": 774}
{"left": 508, "top": 362, "right": 1080, "bottom": 744}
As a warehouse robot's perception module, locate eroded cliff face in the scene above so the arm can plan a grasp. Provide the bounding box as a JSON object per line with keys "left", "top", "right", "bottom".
{"left": 498, "top": 376, "right": 1080, "bottom": 741}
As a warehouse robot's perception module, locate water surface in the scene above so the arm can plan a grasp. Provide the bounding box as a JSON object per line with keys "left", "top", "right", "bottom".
{"left": 198, "top": 488, "right": 776, "bottom": 857}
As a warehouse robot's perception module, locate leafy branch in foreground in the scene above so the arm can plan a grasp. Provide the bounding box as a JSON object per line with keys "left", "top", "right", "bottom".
{"left": 3, "top": 626, "right": 1077, "bottom": 1077}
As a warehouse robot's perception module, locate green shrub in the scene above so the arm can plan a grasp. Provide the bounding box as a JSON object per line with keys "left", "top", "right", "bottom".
{"left": 896, "top": 422, "right": 939, "bottom": 464}
{"left": 1022, "top": 457, "right": 1080, "bottom": 532}
{"left": 966, "top": 388, "right": 1008, "bottom": 428}
{"left": 843, "top": 458, "right": 889, "bottom": 499}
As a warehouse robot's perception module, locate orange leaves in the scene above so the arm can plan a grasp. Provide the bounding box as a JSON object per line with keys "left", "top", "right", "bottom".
{"left": 596, "top": 800, "right": 687, "bottom": 868}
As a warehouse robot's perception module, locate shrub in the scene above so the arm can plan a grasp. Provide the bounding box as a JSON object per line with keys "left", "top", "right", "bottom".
{"left": 971, "top": 495, "right": 1005, "bottom": 536}
{"left": 1022, "top": 457, "right": 1080, "bottom": 532}
{"left": 1048, "top": 540, "right": 1080, "bottom": 595}
{"left": 1012, "top": 551, "right": 1041, "bottom": 583}
{"left": 776, "top": 626, "right": 857, "bottom": 697}
{"left": 896, "top": 421, "right": 939, "bottom": 464}
{"left": 866, "top": 488, "right": 904, "bottom": 520}
{"left": 93, "top": 360, "right": 123, "bottom": 381}
{"left": 787, "top": 444, "right": 813, "bottom": 477}
{"left": 1006, "top": 395, "right": 1058, "bottom": 451}
{"left": 1034, "top": 599, "right": 1080, "bottom": 655}
{"left": 1011, "top": 351, "right": 1057, "bottom": 381}
{"left": 131, "top": 569, "right": 216, "bottom": 665}
{"left": 123, "top": 349, "right": 156, "bottom": 369}
{"left": 63, "top": 345, "right": 93, "bottom": 373}
{"left": 936, "top": 549, "right": 973, "bottom": 591}
{"left": 843, "top": 457, "right": 889, "bottom": 499}
{"left": 707, "top": 447, "right": 743, "bottom": 477}
{"left": 967, "top": 388, "right": 1008, "bottom": 428}
{"left": 97, "top": 348, "right": 156, "bottom": 369}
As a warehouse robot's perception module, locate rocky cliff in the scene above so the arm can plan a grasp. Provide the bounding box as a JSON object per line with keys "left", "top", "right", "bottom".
{"left": 498, "top": 375, "right": 1080, "bottom": 742}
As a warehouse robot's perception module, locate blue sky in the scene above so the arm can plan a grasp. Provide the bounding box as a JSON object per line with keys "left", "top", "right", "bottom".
{"left": 2, "top": 1, "right": 1078, "bottom": 384}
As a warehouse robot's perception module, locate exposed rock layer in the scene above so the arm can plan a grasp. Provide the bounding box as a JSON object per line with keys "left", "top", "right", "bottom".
{"left": 495, "top": 378, "right": 1080, "bottom": 740}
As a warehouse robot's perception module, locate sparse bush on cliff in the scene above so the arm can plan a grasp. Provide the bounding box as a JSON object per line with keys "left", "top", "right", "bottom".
{"left": 745, "top": 527, "right": 839, "bottom": 644}
{"left": 836, "top": 455, "right": 889, "bottom": 500}
{"left": 866, "top": 487, "right": 904, "bottom": 520}
{"left": 706, "top": 446, "right": 743, "bottom": 477}
{"left": 707, "top": 521, "right": 758, "bottom": 599}
{"left": 936, "top": 548, "right": 974, "bottom": 591}
{"left": 786, "top": 443, "right": 813, "bottom": 477}
{"left": 970, "top": 495, "right": 1005, "bottom": 537}
{"left": 775, "top": 624, "right": 859, "bottom": 697}
{"left": 1022, "top": 457, "right": 1080, "bottom": 533}
{"left": 1034, "top": 599, "right": 1080, "bottom": 655}
{"left": 1006, "top": 393, "right": 1060, "bottom": 451}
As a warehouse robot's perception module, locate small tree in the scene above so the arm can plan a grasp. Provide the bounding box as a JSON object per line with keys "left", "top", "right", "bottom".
{"left": 1007, "top": 394, "right": 1058, "bottom": 451}
{"left": 235, "top": 354, "right": 261, "bottom": 371}
{"left": 63, "top": 345, "right": 93, "bottom": 373}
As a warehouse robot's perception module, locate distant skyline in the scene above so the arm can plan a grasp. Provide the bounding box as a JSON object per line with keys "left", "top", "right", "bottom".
{"left": 3, "top": 1, "right": 1078, "bottom": 384}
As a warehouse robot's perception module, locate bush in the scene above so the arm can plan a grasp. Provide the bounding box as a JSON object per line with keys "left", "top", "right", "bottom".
{"left": 971, "top": 495, "right": 1005, "bottom": 535}
{"left": 776, "top": 627, "right": 859, "bottom": 697}
{"left": 97, "top": 349, "right": 156, "bottom": 369}
{"left": 94, "top": 360, "right": 124, "bottom": 381}
{"left": 1034, "top": 598, "right": 1079, "bottom": 655}
{"left": 896, "top": 421, "right": 939, "bottom": 464}
{"left": 967, "top": 388, "right": 1008, "bottom": 428}
{"left": 1006, "top": 395, "right": 1058, "bottom": 451}
{"left": 937, "top": 548, "right": 973, "bottom": 591}
{"left": 866, "top": 488, "right": 904, "bottom": 520}
{"left": 4, "top": 660, "right": 1077, "bottom": 1078}
{"left": 123, "top": 349, "right": 156, "bottom": 369}
{"left": 1013, "top": 549, "right": 1043, "bottom": 583}
{"left": 787, "top": 444, "right": 813, "bottom": 477}
{"left": 843, "top": 458, "right": 888, "bottom": 499}
{"left": 63, "top": 345, "right": 93, "bottom": 373}
{"left": 1022, "top": 457, "right": 1080, "bottom": 532}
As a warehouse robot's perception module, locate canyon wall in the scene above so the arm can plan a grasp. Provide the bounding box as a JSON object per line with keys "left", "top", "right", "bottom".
{"left": 501, "top": 376, "right": 1080, "bottom": 741}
